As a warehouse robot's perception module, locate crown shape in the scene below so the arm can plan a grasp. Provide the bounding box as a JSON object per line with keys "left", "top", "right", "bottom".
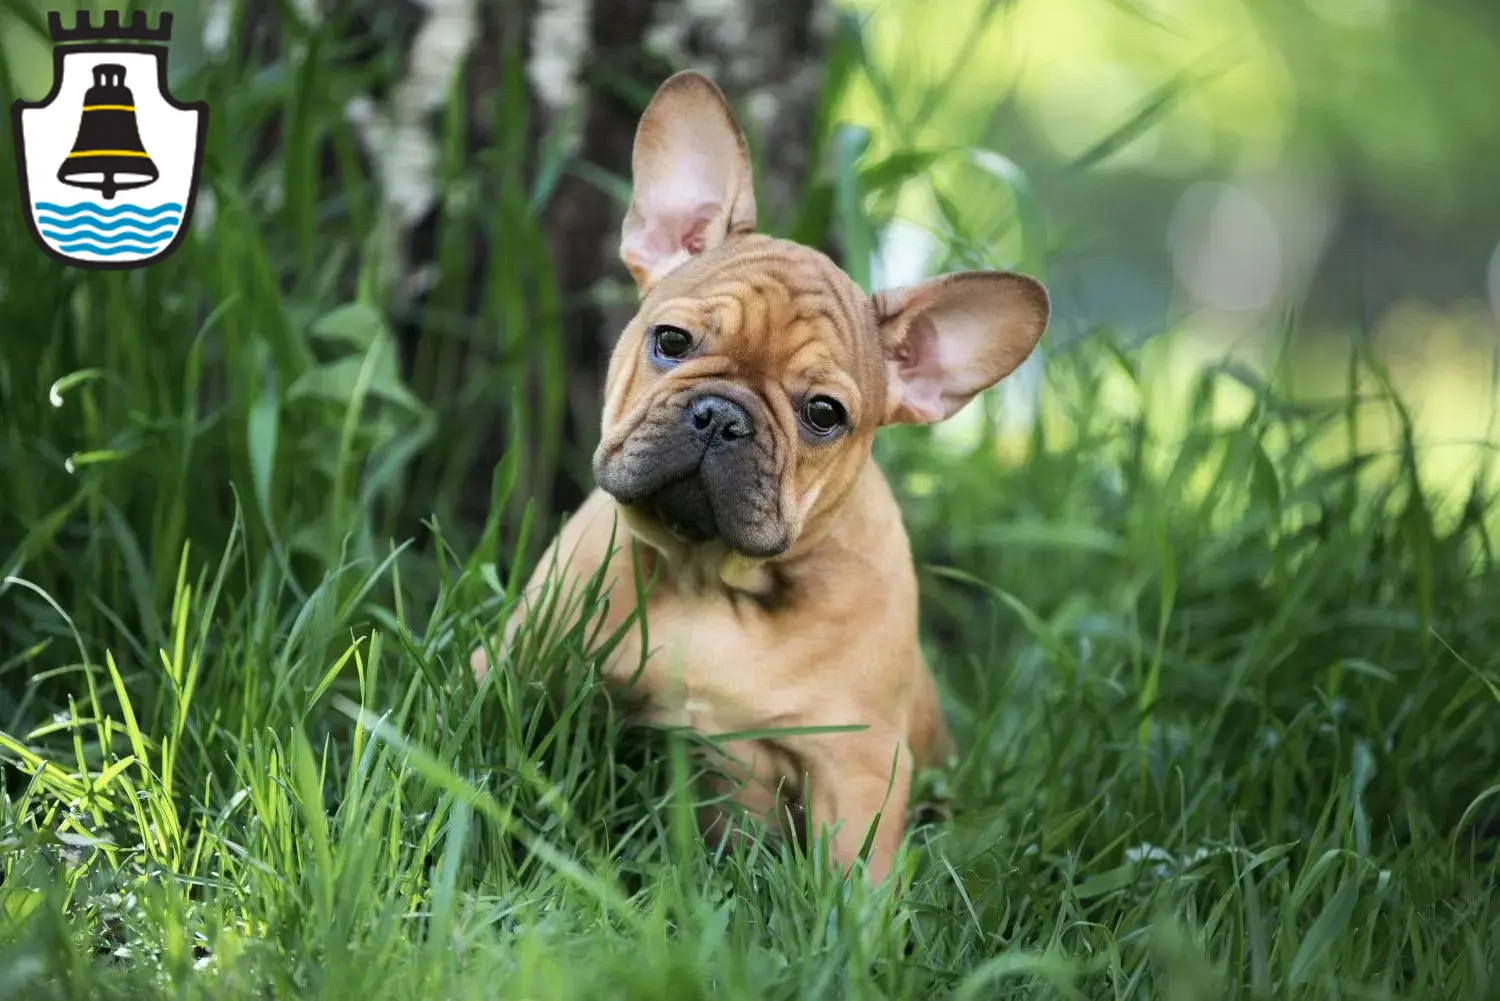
{"left": 48, "top": 10, "right": 174, "bottom": 44}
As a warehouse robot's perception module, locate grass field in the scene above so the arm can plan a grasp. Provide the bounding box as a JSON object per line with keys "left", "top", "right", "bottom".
{"left": 3, "top": 3, "right": 1500, "bottom": 998}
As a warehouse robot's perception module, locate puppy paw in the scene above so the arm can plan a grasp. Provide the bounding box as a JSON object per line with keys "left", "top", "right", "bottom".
{"left": 470, "top": 643, "right": 494, "bottom": 684}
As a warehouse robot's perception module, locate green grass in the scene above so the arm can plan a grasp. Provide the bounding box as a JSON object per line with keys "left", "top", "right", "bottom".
{"left": 3, "top": 3, "right": 1500, "bottom": 998}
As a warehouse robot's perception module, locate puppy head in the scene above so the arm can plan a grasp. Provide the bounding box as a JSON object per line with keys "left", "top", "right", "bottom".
{"left": 593, "top": 71, "right": 1050, "bottom": 563}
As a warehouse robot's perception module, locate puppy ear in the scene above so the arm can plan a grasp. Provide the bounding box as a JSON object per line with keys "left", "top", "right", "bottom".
{"left": 619, "top": 70, "right": 757, "bottom": 292}
{"left": 873, "top": 271, "right": 1050, "bottom": 425}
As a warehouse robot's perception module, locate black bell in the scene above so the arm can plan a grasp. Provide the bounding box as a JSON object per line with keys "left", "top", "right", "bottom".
{"left": 56, "top": 63, "right": 159, "bottom": 200}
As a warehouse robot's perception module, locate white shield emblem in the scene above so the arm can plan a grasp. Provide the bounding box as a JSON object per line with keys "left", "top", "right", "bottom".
{"left": 11, "top": 12, "right": 207, "bottom": 271}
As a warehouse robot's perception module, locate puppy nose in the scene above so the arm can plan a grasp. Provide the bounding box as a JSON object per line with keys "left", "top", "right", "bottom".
{"left": 686, "top": 395, "right": 753, "bottom": 447}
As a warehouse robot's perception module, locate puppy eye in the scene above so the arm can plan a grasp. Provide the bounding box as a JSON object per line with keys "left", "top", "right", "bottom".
{"left": 651, "top": 325, "right": 693, "bottom": 360}
{"left": 801, "top": 396, "right": 846, "bottom": 436}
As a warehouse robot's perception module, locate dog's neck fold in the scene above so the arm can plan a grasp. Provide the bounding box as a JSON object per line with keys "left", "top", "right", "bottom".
{"left": 613, "top": 456, "right": 883, "bottom": 608}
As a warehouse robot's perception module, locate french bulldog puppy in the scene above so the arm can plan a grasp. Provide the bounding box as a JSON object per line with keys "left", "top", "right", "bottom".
{"left": 472, "top": 70, "right": 1049, "bottom": 884}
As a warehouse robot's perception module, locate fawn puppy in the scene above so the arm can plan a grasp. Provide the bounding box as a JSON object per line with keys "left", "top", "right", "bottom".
{"left": 473, "top": 70, "right": 1049, "bottom": 884}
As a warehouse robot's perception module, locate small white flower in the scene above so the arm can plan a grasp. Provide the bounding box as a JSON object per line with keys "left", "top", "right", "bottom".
{"left": 1126, "top": 841, "right": 1229, "bottom": 880}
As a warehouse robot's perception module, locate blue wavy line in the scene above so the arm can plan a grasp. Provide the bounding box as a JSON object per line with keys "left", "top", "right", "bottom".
{"left": 34, "top": 201, "right": 183, "bottom": 217}
{"left": 39, "top": 217, "right": 178, "bottom": 234}
{"left": 43, "top": 229, "right": 171, "bottom": 245}
{"left": 37, "top": 216, "right": 181, "bottom": 233}
{"left": 54, "top": 241, "right": 167, "bottom": 256}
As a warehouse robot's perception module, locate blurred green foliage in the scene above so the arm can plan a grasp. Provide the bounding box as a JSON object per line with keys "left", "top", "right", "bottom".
{"left": 842, "top": 0, "right": 1500, "bottom": 217}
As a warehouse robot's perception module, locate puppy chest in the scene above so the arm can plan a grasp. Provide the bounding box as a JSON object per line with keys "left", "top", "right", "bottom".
{"left": 602, "top": 598, "right": 815, "bottom": 734}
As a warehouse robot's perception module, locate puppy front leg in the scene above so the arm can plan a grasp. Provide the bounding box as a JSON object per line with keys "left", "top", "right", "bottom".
{"left": 801, "top": 732, "right": 913, "bottom": 886}
{"left": 469, "top": 553, "right": 556, "bottom": 683}
{"left": 697, "top": 741, "right": 801, "bottom": 858}
{"left": 469, "top": 490, "right": 628, "bottom": 684}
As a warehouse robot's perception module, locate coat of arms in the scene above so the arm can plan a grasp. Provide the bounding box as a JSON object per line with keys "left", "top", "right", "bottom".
{"left": 11, "top": 10, "right": 208, "bottom": 270}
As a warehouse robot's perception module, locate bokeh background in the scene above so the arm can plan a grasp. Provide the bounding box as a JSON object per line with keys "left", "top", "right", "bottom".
{"left": 11, "top": 0, "right": 1500, "bottom": 561}
{"left": 7, "top": 0, "right": 1497, "bottom": 564}
{"left": 2, "top": 0, "right": 1499, "bottom": 996}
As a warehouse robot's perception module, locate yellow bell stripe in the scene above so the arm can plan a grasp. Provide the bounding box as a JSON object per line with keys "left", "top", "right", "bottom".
{"left": 81, "top": 104, "right": 134, "bottom": 111}
{"left": 66, "top": 149, "right": 151, "bottom": 158}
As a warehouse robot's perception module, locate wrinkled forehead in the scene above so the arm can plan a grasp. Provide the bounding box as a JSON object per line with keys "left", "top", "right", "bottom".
{"left": 643, "top": 236, "right": 883, "bottom": 392}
